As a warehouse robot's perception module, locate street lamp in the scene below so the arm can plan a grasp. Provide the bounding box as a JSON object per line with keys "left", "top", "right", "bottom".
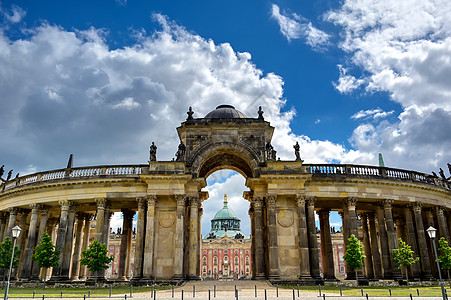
{"left": 426, "top": 226, "right": 447, "bottom": 300}
{"left": 4, "top": 225, "right": 21, "bottom": 300}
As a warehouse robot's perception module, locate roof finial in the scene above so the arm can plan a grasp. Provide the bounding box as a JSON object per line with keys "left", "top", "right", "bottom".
{"left": 224, "top": 193, "right": 228, "bottom": 208}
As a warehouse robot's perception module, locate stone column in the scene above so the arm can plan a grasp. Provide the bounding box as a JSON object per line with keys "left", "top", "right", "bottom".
{"left": 44, "top": 218, "right": 58, "bottom": 280}
{"left": 102, "top": 205, "right": 112, "bottom": 246}
{"left": 344, "top": 197, "right": 358, "bottom": 236}
{"left": 6, "top": 208, "right": 18, "bottom": 238}
{"left": 360, "top": 213, "right": 374, "bottom": 279}
{"left": 60, "top": 204, "right": 77, "bottom": 280}
{"left": 424, "top": 208, "right": 438, "bottom": 277}
{"left": 318, "top": 209, "right": 336, "bottom": 279}
{"left": 436, "top": 206, "right": 450, "bottom": 242}
{"left": 52, "top": 200, "right": 72, "bottom": 279}
{"left": 383, "top": 199, "right": 402, "bottom": 279}
{"left": 412, "top": 202, "right": 433, "bottom": 279}
{"left": 31, "top": 206, "right": 49, "bottom": 280}
{"left": 0, "top": 212, "right": 7, "bottom": 242}
{"left": 94, "top": 198, "right": 107, "bottom": 242}
{"left": 125, "top": 216, "right": 133, "bottom": 278}
{"left": 404, "top": 206, "right": 421, "bottom": 280}
{"left": 306, "top": 197, "right": 321, "bottom": 279}
{"left": 143, "top": 194, "right": 157, "bottom": 279}
{"left": 118, "top": 209, "right": 134, "bottom": 280}
{"left": 133, "top": 196, "right": 146, "bottom": 279}
{"left": 79, "top": 214, "right": 92, "bottom": 280}
{"left": 296, "top": 195, "right": 311, "bottom": 279}
{"left": 266, "top": 194, "right": 280, "bottom": 279}
{"left": 188, "top": 196, "right": 200, "bottom": 279}
{"left": 253, "top": 196, "right": 266, "bottom": 279}
{"left": 15, "top": 209, "right": 29, "bottom": 278}
{"left": 174, "top": 194, "right": 186, "bottom": 280}
{"left": 249, "top": 205, "right": 256, "bottom": 278}
{"left": 70, "top": 213, "right": 85, "bottom": 280}
{"left": 20, "top": 204, "right": 40, "bottom": 279}
{"left": 376, "top": 204, "right": 392, "bottom": 278}
{"left": 367, "top": 212, "right": 382, "bottom": 279}
{"left": 342, "top": 198, "right": 356, "bottom": 280}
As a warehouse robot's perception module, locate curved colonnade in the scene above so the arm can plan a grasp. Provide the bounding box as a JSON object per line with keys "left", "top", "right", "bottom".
{"left": 0, "top": 163, "right": 450, "bottom": 283}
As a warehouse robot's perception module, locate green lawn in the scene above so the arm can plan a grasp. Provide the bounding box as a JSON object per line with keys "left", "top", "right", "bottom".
{"left": 0, "top": 285, "right": 171, "bottom": 298}
{"left": 280, "top": 285, "right": 448, "bottom": 297}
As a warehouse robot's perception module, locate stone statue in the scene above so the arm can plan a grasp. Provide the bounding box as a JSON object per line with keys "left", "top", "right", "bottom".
{"left": 293, "top": 141, "right": 301, "bottom": 161}
{"left": 448, "top": 163, "right": 451, "bottom": 176}
{"left": 149, "top": 142, "right": 157, "bottom": 161}
{"left": 266, "top": 142, "right": 274, "bottom": 160}
{"left": 186, "top": 106, "right": 194, "bottom": 121}
{"left": 175, "top": 142, "right": 186, "bottom": 161}
{"left": 15, "top": 173, "right": 19, "bottom": 179}
{"left": 439, "top": 168, "right": 447, "bottom": 180}
{"left": 0, "top": 165, "right": 4, "bottom": 179}
{"left": 258, "top": 106, "right": 264, "bottom": 120}
{"left": 432, "top": 171, "right": 439, "bottom": 178}
{"left": 6, "top": 170, "right": 13, "bottom": 181}
{"left": 271, "top": 149, "right": 277, "bottom": 161}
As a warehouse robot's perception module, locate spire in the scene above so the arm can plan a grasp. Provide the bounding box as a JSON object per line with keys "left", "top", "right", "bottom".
{"left": 378, "top": 153, "right": 385, "bottom": 167}
{"left": 223, "top": 193, "right": 228, "bottom": 208}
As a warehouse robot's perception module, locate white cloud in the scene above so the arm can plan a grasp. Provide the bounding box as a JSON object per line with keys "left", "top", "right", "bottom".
{"left": 113, "top": 97, "right": 141, "bottom": 110}
{"left": 326, "top": 0, "right": 451, "bottom": 173}
{"left": 351, "top": 108, "right": 394, "bottom": 120}
{"left": 3, "top": 5, "right": 26, "bottom": 23}
{"left": 271, "top": 4, "right": 329, "bottom": 50}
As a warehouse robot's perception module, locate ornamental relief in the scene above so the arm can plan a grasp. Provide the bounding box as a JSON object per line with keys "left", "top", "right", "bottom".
{"left": 277, "top": 209, "right": 294, "bottom": 227}
{"left": 159, "top": 211, "right": 176, "bottom": 228}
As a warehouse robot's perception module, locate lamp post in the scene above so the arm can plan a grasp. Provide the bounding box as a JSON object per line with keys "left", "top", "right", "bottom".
{"left": 426, "top": 226, "right": 447, "bottom": 300}
{"left": 4, "top": 225, "right": 21, "bottom": 300}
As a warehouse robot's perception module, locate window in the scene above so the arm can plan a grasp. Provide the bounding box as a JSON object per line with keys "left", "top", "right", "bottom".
{"left": 245, "top": 256, "right": 249, "bottom": 265}
{"left": 203, "top": 256, "right": 207, "bottom": 265}
{"left": 214, "top": 257, "right": 218, "bottom": 265}
{"left": 234, "top": 257, "right": 239, "bottom": 265}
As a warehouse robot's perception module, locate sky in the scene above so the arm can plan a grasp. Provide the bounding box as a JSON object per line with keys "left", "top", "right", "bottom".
{"left": 0, "top": 0, "right": 450, "bottom": 235}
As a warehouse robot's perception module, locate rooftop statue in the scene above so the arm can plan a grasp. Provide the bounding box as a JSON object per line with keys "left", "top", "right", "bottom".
{"left": 257, "top": 106, "right": 264, "bottom": 120}
{"left": 175, "top": 142, "right": 186, "bottom": 161}
{"left": 448, "top": 163, "right": 451, "bottom": 176}
{"left": 0, "top": 165, "right": 4, "bottom": 180}
{"left": 294, "top": 141, "right": 301, "bottom": 161}
{"left": 439, "top": 168, "right": 447, "bottom": 180}
{"left": 149, "top": 142, "right": 157, "bottom": 161}
{"left": 6, "top": 170, "right": 12, "bottom": 181}
{"left": 186, "top": 106, "right": 194, "bottom": 120}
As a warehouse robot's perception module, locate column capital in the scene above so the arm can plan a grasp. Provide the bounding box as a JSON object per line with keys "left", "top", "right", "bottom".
{"left": 343, "top": 197, "right": 357, "bottom": 207}
{"left": 382, "top": 199, "right": 394, "bottom": 208}
{"left": 306, "top": 196, "right": 317, "bottom": 206}
{"left": 29, "top": 203, "right": 41, "bottom": 212}
{"left": 435, "top": 205, "right": 445, "bottom": 215}
{"left": 7, "top": 207, "right": 18, "bottom": 215}
{"left": 412, "top": 201, "right": 423, "bottom": 212}
{"left": 266, "top": 194, "right": 277, "bottom": 209}
{"left": 136, "top": 196, "right": 147, "bottom": 208}
{"left": 95, "top": 198, "right": 109, "bottom": 209}
{"left": 147, "top": 194, "right": 157, "bottom": 206}
{"left": 175, "top": 194, "right": 186, "bottom": 207}
{"left": 18, "top": 208, "right": 31, "bottom": 216}
{"left": 121, "top": 209, "right": 135, "bottom": 219}
{"left": 253, "top": 196, "right": 264, "bottom": 208}
{"left": 295, "top": 194, "right": 306, "bottom": 206}
{"left": 188, "top": 196, "right": 200, "bottom": 207}
{"left": 59, "top": 200, "right": 73, "bottom": 211}
{"left": 40, "top": 205, "right": 50, "bottom": 215}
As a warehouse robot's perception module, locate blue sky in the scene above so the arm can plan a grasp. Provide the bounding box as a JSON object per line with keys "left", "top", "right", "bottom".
{"left": 1, "top": 0, "right": 450, "bottom": 234}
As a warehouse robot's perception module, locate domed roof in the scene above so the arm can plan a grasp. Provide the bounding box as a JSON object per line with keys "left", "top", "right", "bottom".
{"left": 212, "top": 207, "right": 240, "bottom": 221}
{"left": 204, "top": 105, "right": 247, "bottom": 119}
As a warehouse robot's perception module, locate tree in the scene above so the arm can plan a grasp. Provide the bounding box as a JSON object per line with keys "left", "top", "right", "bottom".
{"left": 438, "top": 237, "right": 451, "bottom": 278}
{"left": 343, "top": 234, "right": 365, "bottom": 284}
{"left": 32, "top": 232, "right": 60, "bottom": 287}
{"left": 80, "top": 240, "right": 114, "bottom": 288}
{"left": 392, "top": 238, "right": 419, "bottom": 284}
{"left": 0, "top": 237, "right": 21, "bottom": 288}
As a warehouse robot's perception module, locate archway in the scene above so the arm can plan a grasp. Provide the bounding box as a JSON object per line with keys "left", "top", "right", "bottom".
{"left": 200, "top": 169, "right": 252, "bottom": 280}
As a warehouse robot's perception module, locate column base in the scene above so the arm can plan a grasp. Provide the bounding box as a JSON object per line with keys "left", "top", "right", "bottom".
{"left": 186, "top": 275, "right": 200, "bottom": 281}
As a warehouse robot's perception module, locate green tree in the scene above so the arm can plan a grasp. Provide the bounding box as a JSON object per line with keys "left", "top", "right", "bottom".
{"left": 80, "top": 240, "right": 114, "bottom": 288}
{"left": 32, "top": 232, "right": 60, "bottom": 287}
{"left": 0, "top": 237, "right": 21, "bottom": 288}
{"left": 392, "top": 238, "right": 419, "bottom": 284}
{"left": 343, "top": 234, "right": 365, "bottom": 284}
{"left": 438, "top": 237, "right": 451, "bottom": 278}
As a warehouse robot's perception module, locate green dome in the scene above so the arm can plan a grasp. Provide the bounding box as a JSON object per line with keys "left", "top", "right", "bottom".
{"left": 212, "top": 207, "right": 239, "bottom": 221}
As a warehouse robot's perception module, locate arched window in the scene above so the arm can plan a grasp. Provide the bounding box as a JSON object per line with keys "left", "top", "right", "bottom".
{"left": 245, "top": 256, "right": 249, "bottom": 265}
{"left": 203, "top": 256, "right": 207, "bottom": 265}
{"left": 234, "top": 256, "right": 239, "bottom": 265}
{"left": 224, "top": 256, "right": 228, "bottom": 263}
{"left": 214, "top": 256, "right": 218, "bottom": 265}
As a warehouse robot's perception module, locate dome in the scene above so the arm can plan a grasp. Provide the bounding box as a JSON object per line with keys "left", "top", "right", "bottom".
{"left": 204, "top": 105, "right": 247, "bottom": 119}
{"left": 212, "top": 207, "right": 240, "bottom": 221}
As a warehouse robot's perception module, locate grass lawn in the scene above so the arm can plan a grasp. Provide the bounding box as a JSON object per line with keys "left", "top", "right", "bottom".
{"left": 280, "top": 285, "right": 448, "bottom": 296}
{"left": 0, "top": 285, "right": 171, "bottom": 298}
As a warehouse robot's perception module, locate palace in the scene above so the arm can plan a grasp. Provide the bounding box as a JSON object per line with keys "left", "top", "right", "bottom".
{"left": 0, "top": 104, "right": 450, "bottom": 284}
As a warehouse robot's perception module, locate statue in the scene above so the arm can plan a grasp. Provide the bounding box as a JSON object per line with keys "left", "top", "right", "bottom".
{"left": 186, "top": 106, "right": 194, "bottom": 121}
{"left": 271, "top": 149, "right": 277, "bottom": 161}
{"left": 432, "top": 171, "right": 439, "bottom": 178}
{"left": 439, "top": 168, "right": 447, "bottom": 180}
{"left": 257, "top": 106, "right": 264, "bottom": 120}
{"left": 175, "top": 142, "right": 186, "bottom": 161}
{"left": 448, "top": 163, "right": 451, "bottom": 176}
{"left": 266, "top": 142, "right": 274, "bottom": 160}
{"left": 293, "top": 141, "right": 301, "bottom": 161}
{"left": 0, "top": 165, "right": 4, "bottom": 179}
{"left": 6, "top": 170, "right": 12, "bottom": 181}
{"left": 149, "top": 142, "right": 157, "bottom": 161}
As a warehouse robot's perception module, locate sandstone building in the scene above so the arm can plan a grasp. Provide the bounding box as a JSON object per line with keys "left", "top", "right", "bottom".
{"left": 0, "top": 104, "right": 450, "bottom": 284}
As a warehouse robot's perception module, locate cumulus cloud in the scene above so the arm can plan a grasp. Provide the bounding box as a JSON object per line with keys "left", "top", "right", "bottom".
{"left": 2, "top": 4, "right": 26, "bottom": 23}
{"left": 271, "top": 4, "right": 329, "bottom": 50}
{"left": 0, "top": 12, "right": 348, "bottom": 176}
{"left": 351, "top": 108, "right": 394, "bottom": 120}
{"left": 326, "top": 0, "right": 451, "bottom": 173}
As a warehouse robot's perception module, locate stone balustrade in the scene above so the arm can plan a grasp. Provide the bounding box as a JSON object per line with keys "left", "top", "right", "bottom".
{"left": 305, "top": 164, "right": 451, "bottom": 190}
